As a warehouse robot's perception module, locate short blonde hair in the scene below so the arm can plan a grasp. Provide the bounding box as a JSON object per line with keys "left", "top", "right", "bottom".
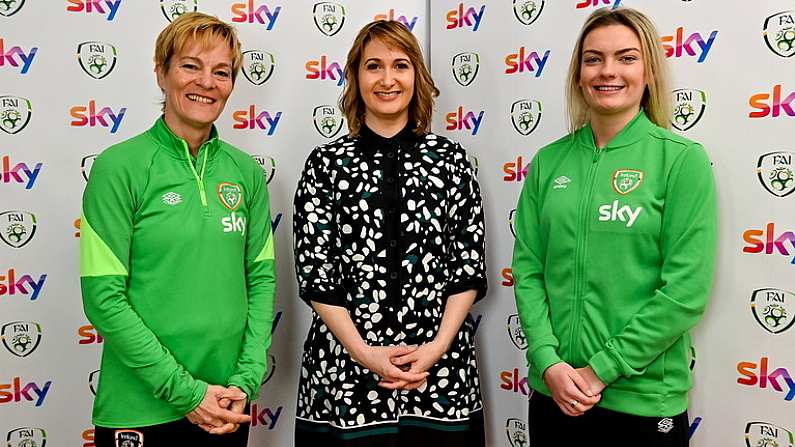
{"left": 566, "top": 7, "right": 671, "bottom": 132}
{"left": 340, "top": 20, "right": 439, "bottom": 137}
{"left": 154, "top": 12, "right": 242, "bottom": 83}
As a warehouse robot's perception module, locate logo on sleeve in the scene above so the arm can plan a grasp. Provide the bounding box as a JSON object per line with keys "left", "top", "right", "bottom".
{"left": 598, "top": 200, "right": 642, "bottom": 227}
{"left": 217, "top": 182, "right": 243, "bottom": 210}
{"left": 114, "top": 429, "right": 143, "bottom": 447}
{"left": 612, "top": 169, "right": 643, "bottom": 194}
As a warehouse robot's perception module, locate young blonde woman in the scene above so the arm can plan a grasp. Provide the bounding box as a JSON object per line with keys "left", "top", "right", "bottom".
{"left": 512, "top": 7, "right": 716, "bottom": 445}
{"left": 293, "top": 20, "right": 487, "bottom": 447}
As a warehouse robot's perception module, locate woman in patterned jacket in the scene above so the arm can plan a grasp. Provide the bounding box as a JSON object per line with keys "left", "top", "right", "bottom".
{"left": 292, "top": 20, "right": 487, "bottom": 447}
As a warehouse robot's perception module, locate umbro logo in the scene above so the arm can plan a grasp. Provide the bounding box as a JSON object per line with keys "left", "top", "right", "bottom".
{"left": 657, "top": 417, "right": 674, "bottom": 434}
{"left": 553, "top": 175, "right": 570, "bottom": 189}
{"left": 161, "top": 192, "right": 182, "bottom": 206}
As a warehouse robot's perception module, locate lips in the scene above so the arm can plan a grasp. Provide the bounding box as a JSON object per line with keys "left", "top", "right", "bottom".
{"left": 186, "top": 93, "right": 215, "bottom": 104}
{"left": 375, "top": 91, "right": 401, "bottom": 98}
{"left": 593, "top": 85, "right": 625, "bottom": 92}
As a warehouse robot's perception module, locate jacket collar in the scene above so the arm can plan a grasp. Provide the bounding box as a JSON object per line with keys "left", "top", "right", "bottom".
{"left": 147, "top": 116, "right": 220, "bottom": 160}
{"left": 359, "top": 122, "right": 419, "bottom": 148}
{"left": 577, "top": 109, "right": 655, "bottom": 151}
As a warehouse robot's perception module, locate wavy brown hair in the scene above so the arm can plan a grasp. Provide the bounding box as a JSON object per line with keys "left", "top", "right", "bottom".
{"left": 340, "top": 20, "right": 439, "bottom": 137}
{"left": 566, "top": 7, "right": 671, "bottom": 132}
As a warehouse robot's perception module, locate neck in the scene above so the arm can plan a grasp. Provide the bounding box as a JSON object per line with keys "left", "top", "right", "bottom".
{"left": 163, "top": 114, "right": 211, "bottom": 156}
{"left": 363, "top": 113, "right": 409, "bottom": 138}
{"left": 589, "top": 107, "right": 639, "bottom": 149}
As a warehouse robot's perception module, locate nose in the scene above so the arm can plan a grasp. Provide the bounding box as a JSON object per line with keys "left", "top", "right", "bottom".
{"left": 599, "top": 59, "right": 617, "bottom": 79}
{"left": 379, "top": 67, "right": 395, "bottom": 87}
{"left": 194, "top": 68, "right": 215, "bottom": 89}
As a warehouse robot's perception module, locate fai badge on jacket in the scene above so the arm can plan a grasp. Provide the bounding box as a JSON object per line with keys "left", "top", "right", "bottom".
{"left": 612, "top": 169, "right": 643, "bottom": 195}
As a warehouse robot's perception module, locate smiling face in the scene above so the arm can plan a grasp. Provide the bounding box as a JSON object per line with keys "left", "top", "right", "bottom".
{"left": 357, "top": 37, "right": 415, "bottom": 132}
{"left": 579, "top": 24, "right": 646, "bottom": 122}
{"left": 156, "top": 36, "right": 234, "bottom": 138}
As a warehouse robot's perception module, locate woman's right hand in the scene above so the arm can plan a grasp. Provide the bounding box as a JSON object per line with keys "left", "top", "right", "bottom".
{"left": 351, "top": 344, "right": 429, "bottom": 389}
{"left": 186, "top": 385, "right": 250, "bottom": 434}
{"left": 542, "top": 362, "right": 601, "bottom": 416}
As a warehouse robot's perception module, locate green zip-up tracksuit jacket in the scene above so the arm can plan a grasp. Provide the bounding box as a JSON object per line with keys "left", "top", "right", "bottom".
{"left": 512, "top": 111, "right": 716, "bottom": 417}
{"left": 80, "top": 117, "right": 276, "bottom": 427}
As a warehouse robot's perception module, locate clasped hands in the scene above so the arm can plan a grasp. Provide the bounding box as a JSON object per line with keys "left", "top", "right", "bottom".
{"left": 352, "top": 341, "right": 447, "bottom": 391}
{"left": 186, "top": 385, "right": 250, "bottom": 435}
{"left": 543, "top": 363, "right": 606, "bottom": 417}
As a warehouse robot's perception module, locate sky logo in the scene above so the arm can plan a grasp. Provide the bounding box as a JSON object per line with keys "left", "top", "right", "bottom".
{"left": 375, "top": 9, "right": 418, "bottom": 32}
{"left": 749, "top": 84, "right": 795, "bottom": 118}
{"left": 0, "top": 38, "right": 37, "bottom": 75}
{"left": 70, "top": 100, "right": 126, "bottom": 134}
{"left": 576, "top": 0, "right": 621, "bottom": 8}
{"left": 737, "top": 356, "right": 795, "bottom": 401}
{"left": 503, "top": 156, "right": 530, "bottom": 182}
{"left": 0, "top": 377, "right": 52, "bottom": 407}
{"left": 250, "top": 404, "right": 283, "bottom": 430}
{"left": 231, "top": 1, "right": 281, "bottom": 29}
{"left": 661, "top": 28, "right": 718, "bottom": 63}
{"left": 446, "top": 3, "right": 485, "bottom": 31}
{"left": 0, "top": 269, "right": 46, "bottom": 301}
{"left": 505, "top": 47, "right": 550, "bottom": 77}
{"left": 501, "top": 268, "right": 513, "bottom": 287}
{"left": 445, "top": 106, "right": 484, "bottom": 135}
{"left": 500, "top": 368, "right": 529, "bottom": 395}
{"left": 66, "top": 0, "right": 122, "bottom": 21}
{"left": 306, "top": 56, "right": 344, "bottom": 86}
{"left": 743, "top": 223, "right": 795, "bottom": 265}
{"left": 232, "top": 106, "right": 282, "bottom": 135}
{"left": 78, "top": 324, "right": 104, "bottom": 344}
{"left": 1, "top": 156, "right": 42, "bottom": 190}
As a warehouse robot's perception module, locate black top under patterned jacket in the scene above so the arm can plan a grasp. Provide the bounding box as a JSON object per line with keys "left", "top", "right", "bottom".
{"left": 292, "top": 125, "right": 487, "bottom": 444}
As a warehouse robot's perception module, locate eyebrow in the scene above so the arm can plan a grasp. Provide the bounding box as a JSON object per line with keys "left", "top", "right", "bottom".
{"left": 363, "top": 57, "right": 411, "bottom": 64}
{"left": 179, "top": 56, "right": 232, "bottom": 68}
{"left": 582, "top": 48, "right": 641, "bottom": 56}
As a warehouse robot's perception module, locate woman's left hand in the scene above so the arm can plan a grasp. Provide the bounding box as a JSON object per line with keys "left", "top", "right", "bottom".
{"left": 385, "top": 340, "right": 447, "bottom": 390}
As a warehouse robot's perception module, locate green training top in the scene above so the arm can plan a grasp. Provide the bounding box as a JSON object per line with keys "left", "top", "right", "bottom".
{"left": 512, "top": 111, "right": 717, "bottom": 417}
{"left": 80, "top": 117, "right": 276, "bottom": 427}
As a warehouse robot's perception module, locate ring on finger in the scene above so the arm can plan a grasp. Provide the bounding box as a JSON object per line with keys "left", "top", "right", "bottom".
{"left": 570, "top": 399, "right": 578, "bottom": 407}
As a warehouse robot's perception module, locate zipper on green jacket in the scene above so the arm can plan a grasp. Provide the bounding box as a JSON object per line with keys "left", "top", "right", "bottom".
{"left": 181, "top": 140, "right": 209, "bottom": 208}
{"left": 570, "top": 146, "right": 603, "bottom": 363}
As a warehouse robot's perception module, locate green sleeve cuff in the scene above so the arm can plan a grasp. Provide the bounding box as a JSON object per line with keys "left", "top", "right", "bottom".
{"left": 589, "top": 350, "right": 621, "bottom": 385}
{"left": 183, "top": 380, "right": 209, "bottom": 414}
{"left": 227, "top": 376, "right": 256, "bottom": 401}
{"left": 529, "top": 345, "right": 563, "bottom": 377}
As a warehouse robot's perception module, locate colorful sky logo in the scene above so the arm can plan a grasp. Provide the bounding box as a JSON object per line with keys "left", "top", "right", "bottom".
{"left": 749, "top": 84, "right": 795, "bottom": 118}
{"left": 1, "top": 155, "right": 42, "bottom": 190}
{"left": 241, "top": 50, "right": 275, "bottom": 85}
{"left": 250, "top": 404, "right": 284, "bottom": 430}
{"left": 1, "top": 321, "right": 42, "bottom": 357}
{"left": 513, "top": 0, "right": 544, "bottom": 26}
{"left": 743, "top": 222, "right": 795, "bottom": 265}
{"left": 0, "top": 38, "right": 37, "bottom": 75}
{"left": 375, "top": 9, "right": 418, "bottom": 31}
{"left": 661, "top": 28, "right": 718, "bottom": 63}
{"left": 745, "top": 422, "right": 794, "bottom": 447}
{"left": 751, "top": 288, "right": 795, "bottom": 334}
{"left": 671, "top": 88, "right": 706, "bottom": 131}
{"left": 232, "top": 106, "right": 282, "bottom": 135}
{"left": 499, "top": 368, "right": 529, "bottom": 395}
{"left": 6, "top": 428, "right": 46, "bottom": 447}
{"left": 737, "top": 356, "right": 795, "bottom": 401}
{"left": 505, "top": 47, "right": 550, "bottom": 77}
{"left": 161, "top": 0, "right": 198, "bottom": 22}
{"left": 0, "top": 0, "right": 26, "bottom": 17}
{"left": 70, "top": 100, "right": 126, "bottom": 134}
{"left": 77, "top": 41, "right": 118, "bottom": 80}
{"left": 757, "top": 151, "right": 794, "bottom": 197}
{"left": 576, "top": 0, "right": 621, "bottom": 8}
{"left": 231, "top": 1, "right": 281, "bottom": 29}
{"left": 504, "top": 157, "right": 530, "bottom": 182}
{"left": 452, "top": 52, "right": 479, "bottom": 87}
{"left": 446, "top": 3, "right": 485, "bottom": 31}
{"left": 0, "top": 211, "right": 37, "bottom": 249}
{"left": 306, "top": 55, "right": 344, "bottom": 86}
{"left": 445, "top": 106, "right": 484, "bottom": 135}
{"left": 763, "top": 10, "right": 795, "bottom": 58}
{"left": 313, "top": 2, "right": 345, "bottom": 37}
{"left": 313, "top": 105, "right": 344, "bottom": 138}
{"left": 0, "top": 95, "right": 32, "bottom": 135}
{"left": 66, "top": 0, "right": 122, "bottom": 21}
{"left": 511, "top": 99, "right": 542, "bottom": 136}
{"left": 0, "top": 377, "right": 51, "bottom": 407}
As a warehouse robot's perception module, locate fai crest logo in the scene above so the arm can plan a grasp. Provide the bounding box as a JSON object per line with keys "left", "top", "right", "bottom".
{"left": 241, "top": 50, "right": 275, "bottom": 86}
{"left": 508, "top": 208, "right": 516, "bottom": 237}
{"left": 751, "top": 288, "right": 794, "bottom": 334}
{"left": 763, "top": 11, "right": 795, "bottom": 58}
{"left": 757, "top": 151, "right": 795, "bottom": 197}
{"left": 506, "top": 418, "right": 529, "bottom": 447}
{"left": 313, "top": 2, "right": 345, "bottom": 37}
{"left": 313, "top": 105, "right": 345, "bottom": 138}
{"left": 115, "top": 430, "right": 143, "bottom": 447}
{"left": 1, "top": 321, "right": 42, "bottom": 357}
{"left": 671, "top": 88, "right": 707, "bottom": 131}
{"left": 0, "top": 0, "right": 25, "bottom": 17}
{"left": 217, "top": 182, "right": 243, "bottom": 211}
{"left": 81, "top": 154, "right": 97, "bottom": 182}
{"left": 0, "top": 210, "right": 37, "bottom": 249}
{"left": 451, "top": 52, "right": 480, "bottom": 87}
{"left": 88, "top": 369, "right": 100, "bottom": 395}
{"left": 6, "top": 427, "right": 46, "bottom": 447}
{"left": 0, "top": 95, "right": 32, "bottom": 135}
{"left": 612, "top": 169, "right": 643, "bottom": 195}
{"left": 507, "top": 314, "right": 527, "bottom": 350}
{"left": 745, "top": 422, "right": 794, "bottom": 447}
{"left": 261, "top": 354, "right": 276, "bottom": 384}
{"left": 252, "top": 154, "right": 276, "bottom": 184}
{"left": 161, "top": 0, "right": 198, "bottom": 22}
{"left": 77, "top": 41, "right": 118, "bottom": 80}
{"left": 510, "top": 99, "right": 542, "bottom": 136}
{"left": 513, "top": 0, "right": 544, "bottom": 26}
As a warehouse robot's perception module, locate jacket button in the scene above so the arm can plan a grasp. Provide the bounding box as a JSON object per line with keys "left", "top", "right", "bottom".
{"left": 389, "top": 240, "right": 397, "bottom": 247}
{"left": 386, "top": 177, "right": 395, "bottom": 184}
{"left": 387, "top": 152, "right": 395, "bottom": 159}
{"left": 390, "top": 272, "right": 398, "bottom": 279}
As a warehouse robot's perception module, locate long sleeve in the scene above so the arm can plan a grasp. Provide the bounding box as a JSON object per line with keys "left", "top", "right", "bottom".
{"left": 512, "top": 155, "right": 562, "bottom": 375}
{"left": 80, "top": 153, "right": 206, "bottom": 414}
{"left": 444, "top": 145, "right": 487, "bottom": 301}
{"left": 293, "top": 147, "right": 345, "bottom": 306}
{"left": 227, "top": 165, "right": 277, "bottom": 400}
{"left": 588, "top": 144, "right": 717, "bottom": 385}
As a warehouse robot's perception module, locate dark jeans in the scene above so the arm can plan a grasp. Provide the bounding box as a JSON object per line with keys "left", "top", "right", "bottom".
{"left": 529, "top": 391, "right": 689, "bottom": 447}
{"left": 95, "top": 417, "right": 249, "bottom": 447}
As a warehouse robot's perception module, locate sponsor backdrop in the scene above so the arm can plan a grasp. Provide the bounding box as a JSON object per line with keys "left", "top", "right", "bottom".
{"left": 0, "top": 0, "right": 792, "bottom": 446}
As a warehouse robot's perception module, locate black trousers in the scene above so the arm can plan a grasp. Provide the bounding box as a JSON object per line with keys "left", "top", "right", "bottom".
{"left": 94, "top": 417, "right": 249, "bottom": 447}
{"left": 529, "top": 391, "right": 689, "bottom": 447}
